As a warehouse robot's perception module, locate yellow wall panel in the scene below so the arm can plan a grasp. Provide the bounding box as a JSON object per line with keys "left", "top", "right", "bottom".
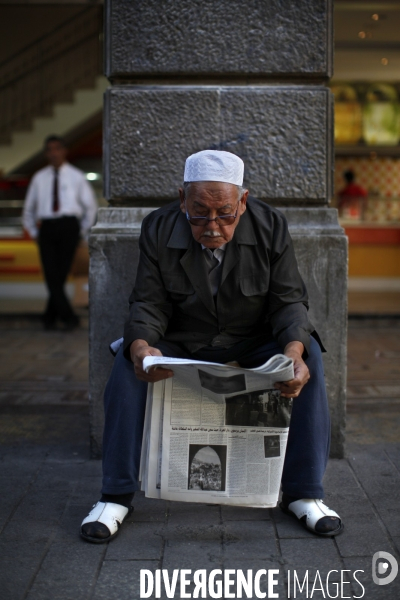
{"left": 349, "top": 245, "right": 400, "bottom": 277}
{"left": 0, "top": 240, "right": 43, "bottom": 282}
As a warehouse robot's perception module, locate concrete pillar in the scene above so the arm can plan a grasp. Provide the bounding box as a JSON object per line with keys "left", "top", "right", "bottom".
{"left": 90, "top": 0, "right": 346, "bottom": 458}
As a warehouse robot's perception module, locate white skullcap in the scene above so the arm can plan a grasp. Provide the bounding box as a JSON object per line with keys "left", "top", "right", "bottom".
{"left": 184, "top": 150, "right": 244, "bottom": 186}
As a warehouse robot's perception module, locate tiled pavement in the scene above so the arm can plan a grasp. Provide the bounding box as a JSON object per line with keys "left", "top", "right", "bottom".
{"left": 0, "top": 315, "right": 399, "bottom": 600}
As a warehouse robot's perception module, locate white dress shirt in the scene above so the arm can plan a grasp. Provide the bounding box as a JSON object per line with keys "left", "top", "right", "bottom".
{"left": 23, "top": 162, "right": 97, "bottom": 239}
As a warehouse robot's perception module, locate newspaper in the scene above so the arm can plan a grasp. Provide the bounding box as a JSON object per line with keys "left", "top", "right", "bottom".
{"left": 140, "top": 354, "right": 294, "bottom": 508}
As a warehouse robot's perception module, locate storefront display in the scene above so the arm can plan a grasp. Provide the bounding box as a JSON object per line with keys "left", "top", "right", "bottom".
{"left": 363, "top": 84, "right": 400, "bottom": 146}
{"left": 335, "top": 156, "right": 400, "bottom": 278}
{"left": 331, "top": 84, "right": 363, "bottom": 145}
{"left": 331, "top": 82, "right": 400, "bottom": 147}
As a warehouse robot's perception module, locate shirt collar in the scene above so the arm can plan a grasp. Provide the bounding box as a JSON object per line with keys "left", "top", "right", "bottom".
{"left": 167, "top": 200, "right": 258, "bottom": 250}
{"left": 48, "top": 162, "right": 68, "bottom": 174}
{"left": 201, "top": 243, "right": 226, "bottom": 252}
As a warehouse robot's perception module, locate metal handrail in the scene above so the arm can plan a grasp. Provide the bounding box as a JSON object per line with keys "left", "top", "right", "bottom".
{"left": 0, "top": 33, "right": 100, "bottom": 92}
{"left": 0, "top": 7, "right": 91, "bottom": 65}
{"left": 0, "top": 7, "right": 99, "bottom": 86}
{"left": 0, "top": 6, "right": 102, "bottom": 144}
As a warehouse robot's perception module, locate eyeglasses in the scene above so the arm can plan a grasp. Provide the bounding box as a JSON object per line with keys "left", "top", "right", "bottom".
{"left": 185, "top": 202, "right": 239, "bottom": 227}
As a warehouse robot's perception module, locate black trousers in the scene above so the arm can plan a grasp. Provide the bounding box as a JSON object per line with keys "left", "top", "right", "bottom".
{"left": 38, "top": 216, "right": 80, "bottom": 324}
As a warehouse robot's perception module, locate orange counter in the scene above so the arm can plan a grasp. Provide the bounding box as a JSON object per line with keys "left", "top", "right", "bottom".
{"left": 0, "top": 239, "right": 42, "bottom": 281}
{"left": 0, "top": 238, "right": 89, "bottom": 282}
{"left": 344, "top": 224, "right": 400, "bottom": 277}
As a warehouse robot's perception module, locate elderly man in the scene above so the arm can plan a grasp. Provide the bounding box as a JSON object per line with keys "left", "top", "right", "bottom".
{"left": 81, "top": 150, "right": 343, "bottom": 543}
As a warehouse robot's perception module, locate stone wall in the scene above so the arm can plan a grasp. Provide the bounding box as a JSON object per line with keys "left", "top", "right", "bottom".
{"left": 104, "top": 86, "right": 333, "bottom": 204}
{"left": 91, "top": 0, "right": 347, "bottom": 458}
{"left": 105, "top": 0, "right": 332, "bottom": 78}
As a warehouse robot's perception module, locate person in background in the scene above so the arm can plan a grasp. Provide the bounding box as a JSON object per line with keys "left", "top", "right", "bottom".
{"left": 23, "top": 135, "right": 97, "bottom": 330}
{"left": 338, "top": 169, "right": 368, "bottom": 220}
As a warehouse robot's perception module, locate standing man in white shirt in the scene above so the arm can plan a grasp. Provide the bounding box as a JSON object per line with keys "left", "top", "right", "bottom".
{"left": 23, "top": 135, "right": 97, "bottom": 329}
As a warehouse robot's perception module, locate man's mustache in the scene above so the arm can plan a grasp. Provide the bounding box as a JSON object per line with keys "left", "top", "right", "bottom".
{"left": 202, "top": 230, "right": 222, "bottom": 237}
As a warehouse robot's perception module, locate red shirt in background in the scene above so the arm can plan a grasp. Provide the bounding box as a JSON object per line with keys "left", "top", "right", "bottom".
{"left": 338, "top": 183, "right": 368, "bottom": 219}
{"left": 339, "top": 183, "right": 368, "bottom": 201}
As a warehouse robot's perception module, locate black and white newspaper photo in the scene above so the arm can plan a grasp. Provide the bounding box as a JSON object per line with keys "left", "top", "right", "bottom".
{"left": 140, "top": 354, "right": 294, "bottom": 507}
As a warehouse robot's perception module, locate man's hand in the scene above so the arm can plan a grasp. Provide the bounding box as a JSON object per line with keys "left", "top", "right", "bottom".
{"left": 130, "top": 339, "right": 174, "bottom": 382}
{"left": 274, "top": 341, "right": 310, "bottom": 398}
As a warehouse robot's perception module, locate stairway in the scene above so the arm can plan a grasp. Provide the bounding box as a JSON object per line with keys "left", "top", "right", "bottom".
{"left": 0, "top": 76, "right": 107, "bottom": 175}
{"left": 0, "top": 6, "right": 105, "bottom": 175}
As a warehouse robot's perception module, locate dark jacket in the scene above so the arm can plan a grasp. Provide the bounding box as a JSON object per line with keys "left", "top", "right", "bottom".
{"left": 123, "top": 197, "right": 321, "bottom": 358}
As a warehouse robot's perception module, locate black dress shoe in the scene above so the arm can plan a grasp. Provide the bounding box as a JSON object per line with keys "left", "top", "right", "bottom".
{"left": 62, "top": 316, "right": 80, "bottom": 331}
